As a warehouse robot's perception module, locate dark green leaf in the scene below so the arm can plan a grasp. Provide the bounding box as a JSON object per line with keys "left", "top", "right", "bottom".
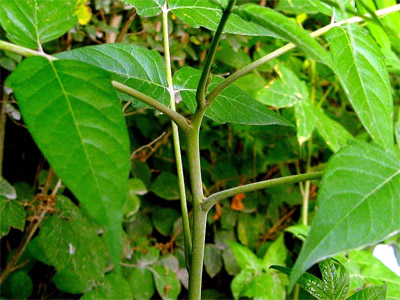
{"left": 327, "top": 24, "right": 394, "bottom": 150}
{"left": 10, "top": 271, "right": 33, "bottom": 300}
{"left": 52, "top": 269, "right": 94, "bottom": 294}
{"left": 150, "top": 172, "right": 180, "bottom": 200}
{"left": 0, "top": 0, "right": 76, "bottom": 49}
{"left": 126, "top": 267, "right": 155, "bottom": 300}
{"left": 204, "top": 244, "right": 223, "bottom": 278}
{"left": 173, "top": 67, "right": 293, "bottom": 126}
{"left": 0, "top": 197, "right": 26, "bottom": 238}
{"left": 8, "top": 57, "right": 130, "bottom": 269}
{"left": 347, "top": 285, "right": 387, "bottom": 300}
{"left": 56, "top": 44, "right": 169, "bottom": 108}
{"left": 291, "top": 142, "right": 400, "bottom": 288}
{"left": 152, "top": 208, "right": 180, "bottom": 236}
{"left": 81, "top": 274, "right": 132, "bottom": 300}
{"left": 239, "top": 4, "right": 332, "bottom": 65}
{"left": 151, "top": 265, "right": 181, "bottom": 300}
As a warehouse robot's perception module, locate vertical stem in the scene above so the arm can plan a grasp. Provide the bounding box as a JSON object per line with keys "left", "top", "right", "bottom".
{"left": 162, "top": 4, "right": 192, "bottom": 269}
{"left": 0, "top": 91, "right": 8, "bottom": 174}
{"left": 186, "top": 114, "right": 207, "bottom": 300}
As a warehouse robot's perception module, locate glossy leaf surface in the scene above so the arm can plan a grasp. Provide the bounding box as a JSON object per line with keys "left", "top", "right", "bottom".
{"left": 8, "top": 57, "right": 131, "bottom": 268}
{"left": 0, "top": 0, "right": 76, "bottom": 49}
{"left": 291, "top": 141, "right": 400, "bottom": 288}
{"left": 327, "top": 24, "right": 394, "bottom": 150}
{"left": 56, "top": 44, "right": 169, "bottom": 107}
{"left": 174, "top": 67, "right": 292, "bottom": 126}
{"left": 347, "top": 285, "right": 387, "bottom": 300}
{"left": 123, "top": 0, "right": 165, "bottom": 17}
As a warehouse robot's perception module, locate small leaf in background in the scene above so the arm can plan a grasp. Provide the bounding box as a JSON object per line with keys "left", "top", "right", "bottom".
{"left": 37, "top": 196, "right": 107, "bottom": 292}
{"left": 327, "top": 24, "right": 394, "bottom": 150}
{"left": 0, "top": 175, "right": 16, "bottom": 199}
{"left": 152, "top": 208, "right": 180, "bottom": 236}
{"left": 8, "top": 57, "right": 131, "bottom": 270}
{"left": 173, "top": 67, "right": 293, "bottom": 127}
{"left": 291, "top": 141, "right": 400, "bottom": 288}
{"left": 126, "top": 267, "right": 156, "bottom": 300}
{"left": 56, "top": 44, "right": 170, "bottom": 108}
{"left": 0, "top": 0, "right": 77, "bottom": 49}
{"left": 150, "top": 172, "right": 180, "bottom": 200}
{"left": 263, "top": 234, "right": 288, "bottom": 267}
{"left": 242, "top": 272, "right": 286, "bottom": 300}
{"left": 237, "top": 214, "right": 264, "bottom": 250}
{"left": 347, "top": 285, "right": 387, "bottom": 300}
{"left": 133, "top": 245, "right": 160, "bottom": 268}
{"left": 0, "top": 197, "right": 26, "bottom": 238}
{"left": 204, "top": 244, "right": 223, "bottom": 278}
{"left": 284, "top": 224, "right": 310, "bottom": 242}
{"left": 81, "top": 274, "right": 131, "bottom": 300}
{"left": 151, "top": 265, "right": 181, "bottom": 300}
{"left": 227, "top": 240, "right": 263, "bottom": 272}
{"left": 75, "top": 0, "right": 92, "bottom": 25}
{"left": 10, "top": 271, "right": 33, "bottom": 300}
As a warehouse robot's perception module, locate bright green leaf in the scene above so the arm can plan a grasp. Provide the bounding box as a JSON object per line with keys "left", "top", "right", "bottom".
{"left": 263, "top": 234, "right": 288, "bottom": 268}
{"left": 276, "top": 0, "right": 320, "bottom": 14}
{"left": 173, "top": 67, "right": 293, "bottom": 126}
{"left": 0, "top": 197, "right": 26, "bottom": 238}
{"left": 231, "top": 270, "right": 254, "bottom": 300}
{"left": 122, "top": 0, "right": 164, "bottom": 17}
{"left": 0, "top": 0, "right": 77, "bottom": 49}
{"left": 0, "top": 176, "right": 16, "bottom": 199}
{"left": 204, "top": 244, "right": 223, "bottom": 278}
{"left": 81, "top": 274, "right": 132, "bottom": 300}
{"left": 151, "top": 265, "right": 181, "bottom": 300}
{"left": 284, "top": 224, "right": 310, "bottom": 242}
{"left": 239, "top": 4, "right": 332, "bottom": 66}
{"left": 126, "top": 267, "right": 155, "bottom": 300}
{"left": 227, "top": 240, "right": 263, "bottom": 272}
{"left": 327, "top": 24, "right": 394, "bottom": 150}
{"left": 8, "top": 57, "right": 130, "bottom": 270}
{"left": 291, "top": 142, "right": 400, "bottom": 288}
{"left": 347, "top": 285, "right": 387, "bottom": 300}
{"left": 243, "top": 272, "right": 286, "bottom": 300}
{"left": 56, "top": 44, "right": 169, "bottom": 108}
{"left": 318, "top": 259, "right": 349, "bottom": 299}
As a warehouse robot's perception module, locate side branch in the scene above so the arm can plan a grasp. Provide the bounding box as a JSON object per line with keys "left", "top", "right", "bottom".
{"left": 201, "top": 172, "right": 323, "bottom": 212}
{"left": 206, "top": 4, "right": 400, "bottom": 103}
{"left": 112, "top": 81, "right": 192, "bottom": 133}
{"left": 0, "top": 40, "right": 55, "bottom": 61}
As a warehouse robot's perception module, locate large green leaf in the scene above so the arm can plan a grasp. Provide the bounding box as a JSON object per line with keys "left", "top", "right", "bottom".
{"left": 0, "top": 197, "right": 26, "bottom": 238}
{"left": 7, "top": 57, "right": 130, "bottom": 269}
{"left": 37, "top": 196, "right": 107, "bottom": 291}
{"left": 122, "top": 0, "right": 165, "bottom": 17}
{"left": 56, "top": 44, "right": 169, "bottom": 107}
{"left": 0, "top": 0, "right": 77, "bottom": 49}
{"left": 126, "top": 267, "right": 155, "bottom": 300}
{"left": 290, "top": 141, "right": 400, "bottom": 288}
{"left": 227, "top": 240, "right": 263, "bottom": 272}
{"left": 347, "top": 285, "right": 387, "bottom": 300}
{"left": 151, "top": 265, "right": 181, "bottom": 300}
{"left": 173, "top": 67, "right": 292, "bottom": 126}
{"left": 327, "top": 24, "right": 394, "bottom": 150}
{"left": 81, "top": 274, "right": 132, "bottom": 300}
{"left": 238, "top": 4, "right": 332, "bottom": 66}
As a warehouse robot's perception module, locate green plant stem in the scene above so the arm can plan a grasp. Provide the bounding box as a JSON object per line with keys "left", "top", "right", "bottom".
{"left": 302, "top": 138, "right": 313, "bottom": 226}
{"left": 0, "top": 40, "right": 54, "bottom": 60}
{"left": 111, "top": 81, "right": 192, "bottom": 133}
{"left": 206, "top": 4, "right": 400, "bottom": 103}
{"left": 202, "top": 172, "right": 323, "bottom": 212}
{"left": 0, "top": 91, "right": 7, "bottom": 175}
{"left": 162, "top": 4, "right": 192, "bottom": 270}
{"left": 196, "top": 0, "right": 236, "bottom": 110}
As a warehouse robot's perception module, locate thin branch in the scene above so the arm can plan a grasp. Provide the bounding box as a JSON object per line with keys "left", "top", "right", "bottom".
{"left": 0, "top": 40, "right": 54, "bottom": 61}
{"left": 206, "top": 4, "right": 400, "bottom": 104}
{"left": 116, "top": 9, "right": 136, "bottom": 43}
{"left": 111, "top": 81, "right": 192, "bottom": 133}
{"left": 202, "top": 172, "right": 323, "bottom": 212}
{"left": 196, "top": 0, "right": 236, "bottom": 110}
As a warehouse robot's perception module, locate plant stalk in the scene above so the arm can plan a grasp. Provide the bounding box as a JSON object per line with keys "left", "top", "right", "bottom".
{"left": 206, "top": 4, "right": 400, "bottom": 103}
{"left": 202, "top": 172, "right": 323, "bottom": 212}
{"left": 196, "top": 0, "right": 236, "bottom": 110}
{"left": 162, "top": 3, "right": 192, "bottom": 270}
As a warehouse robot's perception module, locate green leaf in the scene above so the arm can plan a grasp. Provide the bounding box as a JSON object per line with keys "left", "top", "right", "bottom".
{"left": 8, "top": 57, "right": 130, "bottom": 270}
{"left": 237, "top": 214, "right": 264, "bottom": 250}
{"left": 52, "top": 269, "right": 95, "bottom": 294}
{"left": 242, "top": 272, "right": 286, "bottom": 300}
{"left": 276, "top": 0, "right": 321, "bottom": 14}
{"left": 150, "top": 172, "right": 180, "bottom": 200}
{"left": 0, "top": 197, "right": 26, "bottom": 238}
{"left": 327, "top": 24, "right": 394, "bottom": 150}
{"left": 10, "top": 271, "right": 33, "bottom": 300}
{"left": 227, "top": 240, "right": 263, "bottom": 272}
{"left": 126, "top": 267, "right": 155, "bottom": 300}
{"left": 0, "top": 176, "right": 16, "bottom": 199}
{"left": 349, "top": 250, "right": 400, "bottom": 300}
{"left": 284, "top": 224, "right": 310, "bottom": 242}
{"left": 174, "top": 67, "right": 292, "bottom": 126}
{"left": 0, "top": 0, "right": 77, "bottom": 49}
{"left": 38, "top": 196, "right": 107, "bottom": 290}
{"left": 151, "top": 265, "right": 181, "bottom": 300}
{"left": 122, "top": 0, "right": 165, "bottom": 17}
{"left": 238, "top": 4, "right": 332, "bottom": 66}
{"left": 347, "top": 285, "right": 387, "bottom": 300}
{"left": 81, "top": 274, "right": 132, "bottom": 300}
{"left": 204, "top": 244, "right": 223, "bottom": 278}
{"left": 152, "top": 208, "right": 180, "bottom": 236}
{"left": 231, "top": 270, "right": 254, "bottom": 300}
{"left": 290, "top": 142, "right": 400, "bottom": 288}
{"left": 56, "top": 44, "right": 169, "bottom": 108}
{"left": 132, "top": 246, "right": 160, "bottom": 267}
{"left": 318, "top": 259, "right": 349, "bottom": 299}
{"left": 263, "top": 234, "right": 288, "bottom": 267}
